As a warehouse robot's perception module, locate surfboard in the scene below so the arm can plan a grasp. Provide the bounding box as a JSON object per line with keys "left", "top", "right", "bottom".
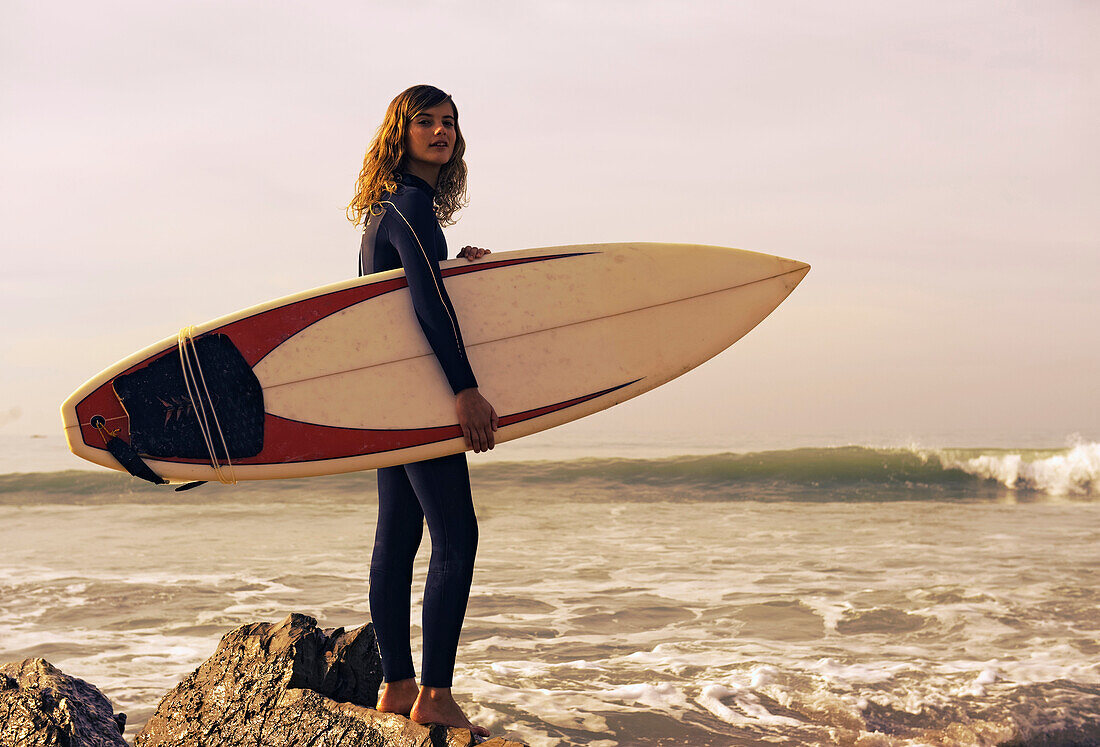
{"left": 61, "top": 243, "right": 809, "bottom": 482}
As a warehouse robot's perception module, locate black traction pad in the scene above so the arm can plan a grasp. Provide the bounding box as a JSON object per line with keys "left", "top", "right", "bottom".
{"left": 113, "top": 334, "right": 264, "bottom": 460}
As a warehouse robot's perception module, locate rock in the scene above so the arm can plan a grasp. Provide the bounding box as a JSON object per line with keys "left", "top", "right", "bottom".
{"left": 136, "top": 613, "right": 526, "bottom": 747}
{"left": 0, "top": 658, "right": 128, "bottom": 747}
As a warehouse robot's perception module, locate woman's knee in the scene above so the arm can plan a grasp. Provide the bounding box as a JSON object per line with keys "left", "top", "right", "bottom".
{"left": 430, "top": 521, "right": 478, "bottom": 576}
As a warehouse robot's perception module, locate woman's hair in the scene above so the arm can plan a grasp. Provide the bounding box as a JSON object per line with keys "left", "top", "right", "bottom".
{"left": 347, "top": 84, "right": 468, "bottom": 227}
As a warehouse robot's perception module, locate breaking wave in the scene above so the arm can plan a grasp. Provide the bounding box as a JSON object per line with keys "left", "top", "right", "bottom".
{"left": 938, "top": 440, "right": 1100, "bottom": 497}
{"left": 2, "top": 442, "right": 1096, "bottom": 505}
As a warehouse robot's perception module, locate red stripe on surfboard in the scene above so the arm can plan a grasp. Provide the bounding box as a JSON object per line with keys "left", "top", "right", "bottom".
{"left": 74, "top": 251, "right": 591, "bottom": 453}
{"left": 153, "top": 379, "right": 639, "bottom": 466}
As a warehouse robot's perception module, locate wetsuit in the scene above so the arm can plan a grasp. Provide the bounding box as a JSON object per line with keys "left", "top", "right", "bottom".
{"left": 360, "top": 172, "right": 479, "bottom": 688}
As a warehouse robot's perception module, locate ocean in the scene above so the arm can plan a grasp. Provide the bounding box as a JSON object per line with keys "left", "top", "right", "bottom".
{"left": 1, "top": 433, "right": 1098, "bottom": 745}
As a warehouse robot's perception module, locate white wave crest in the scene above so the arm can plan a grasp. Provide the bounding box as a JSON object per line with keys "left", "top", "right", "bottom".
{"left": 696, "top": 683, "right": 804, "bottom": 727}
{"left": 940, "top": 441, "right": 1100, "bottom": 497}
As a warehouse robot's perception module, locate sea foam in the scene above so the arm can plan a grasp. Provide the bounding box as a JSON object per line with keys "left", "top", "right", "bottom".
{"left": 937, "top": 439, "right": 1100, "bottom": 496}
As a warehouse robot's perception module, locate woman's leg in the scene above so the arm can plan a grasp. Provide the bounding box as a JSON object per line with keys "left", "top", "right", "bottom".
{"left": 402, "top": 452, "right": 479, "bottom": 688}
{"left": 402, "top": 452, "right": 487, "bottom": 735}
{"left": 369, "top": 464, "right": 425, "bottom": 687}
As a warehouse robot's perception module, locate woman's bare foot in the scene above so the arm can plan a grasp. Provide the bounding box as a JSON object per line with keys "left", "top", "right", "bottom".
{"left": 410, "top": 686, "right": 490, "bottom": 738}
{"left": 376, "top": 678, "right": 419, "bottom": 716}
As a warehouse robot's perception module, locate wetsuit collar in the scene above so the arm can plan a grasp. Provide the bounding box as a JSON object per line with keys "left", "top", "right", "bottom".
{"left": 398, "top": 171, "right": 437, "bottom": 198}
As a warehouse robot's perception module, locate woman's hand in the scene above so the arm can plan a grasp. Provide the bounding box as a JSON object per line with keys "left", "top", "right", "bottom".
{"left": 458, "top": 246, "right": 491, "bottom": 261}
{"left": 456, "top": 388, "right": 498, "bottom": 453}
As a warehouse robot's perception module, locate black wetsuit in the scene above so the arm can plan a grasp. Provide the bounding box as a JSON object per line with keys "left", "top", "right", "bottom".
{"left": 359, "top": 172, "right": 478, "bottom": 688}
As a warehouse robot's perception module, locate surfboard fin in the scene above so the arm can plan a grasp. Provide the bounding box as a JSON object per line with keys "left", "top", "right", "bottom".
{"left": 103, "top": 433, "right": 169, "bottom": 485}
{"left": 92, "top": 416, "right": 168, "bottom": 486}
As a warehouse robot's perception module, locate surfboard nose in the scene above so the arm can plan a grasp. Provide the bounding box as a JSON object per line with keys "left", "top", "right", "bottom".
{"left": 775, "top": 258, "right": 810, "bottom": 293}
{"left": 777, "top": 257, "right": 810, "bottom": 276}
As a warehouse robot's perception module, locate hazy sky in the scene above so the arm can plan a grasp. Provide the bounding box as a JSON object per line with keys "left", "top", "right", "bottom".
{"left": 2, "top": 0, "right": 1097, "bottom": 448}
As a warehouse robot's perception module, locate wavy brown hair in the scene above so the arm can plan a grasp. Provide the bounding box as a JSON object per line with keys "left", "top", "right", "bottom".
{"left": 347, "top": 85, "right": 468, "bottom": 227}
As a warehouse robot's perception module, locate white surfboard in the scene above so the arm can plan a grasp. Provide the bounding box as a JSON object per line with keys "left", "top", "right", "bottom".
{"left": 62, "top": 243, "right": 809, "bottom": 482}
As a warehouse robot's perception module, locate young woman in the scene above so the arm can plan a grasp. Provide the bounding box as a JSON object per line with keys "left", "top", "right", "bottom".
{"left": 347, "top": 85, "right": 495, "bottom": 737}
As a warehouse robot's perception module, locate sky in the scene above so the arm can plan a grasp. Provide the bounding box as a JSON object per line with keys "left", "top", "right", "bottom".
{"left": 2, "top": 0, "right": 1098, "bottom": 451}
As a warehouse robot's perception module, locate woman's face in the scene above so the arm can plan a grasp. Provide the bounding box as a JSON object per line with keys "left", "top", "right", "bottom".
{"left": 404, "top": 101, "right": 457, "bottom": 170}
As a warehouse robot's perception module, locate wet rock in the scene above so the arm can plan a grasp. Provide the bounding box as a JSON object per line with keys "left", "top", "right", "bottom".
{"left": 0, "top": 657, "right": 128, "bottom": 747}
{"left": 136, "top": 613, "right": 525, "bottom": 747}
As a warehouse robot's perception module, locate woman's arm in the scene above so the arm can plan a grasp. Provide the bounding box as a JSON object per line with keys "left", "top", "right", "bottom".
{"left": 386, "top": 195, "right": 478, "bottom": 394}
{"left": 385, "top": 197, "right": 498, "bottom": 451}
